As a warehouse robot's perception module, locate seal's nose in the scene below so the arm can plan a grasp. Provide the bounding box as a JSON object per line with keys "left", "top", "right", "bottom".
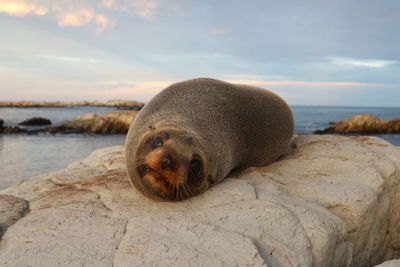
{"left": 161, "top": 154, "right": 172, "bottom": 169}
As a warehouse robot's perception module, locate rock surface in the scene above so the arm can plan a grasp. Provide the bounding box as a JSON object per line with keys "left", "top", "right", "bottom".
{"left": 54, "top": 110, "right": 139, "bottom": 134}
{"left": 1, "top": 135, "right": 400, "bottom": 266}
{"left": 19, "top": 117, "right": 51, "bottom": 126}
{"left": 315, "top": 114, "right": 400, "bottom": 134}
{"left": 375, "top": 260, "right": 400, "bottom": 267}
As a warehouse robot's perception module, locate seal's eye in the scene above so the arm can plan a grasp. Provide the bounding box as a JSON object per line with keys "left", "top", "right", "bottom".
{"left": 189, "top": 158, "right": 201, "bottom": 175}
{"left": 149, "top": 137, "right": 163, "bottom": 149}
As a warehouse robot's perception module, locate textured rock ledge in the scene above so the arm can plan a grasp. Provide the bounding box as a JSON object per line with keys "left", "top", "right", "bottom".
{"left": 0, "top": 135, "right": 399, "bottom": 266}
{"left": 314, "top": 114, "right": 400, "bottom": 134}
{"left": 376, "top": 260, "right": 400, "bottom": 267}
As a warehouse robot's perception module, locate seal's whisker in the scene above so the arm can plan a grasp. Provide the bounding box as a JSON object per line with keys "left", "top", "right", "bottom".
{"left": 177, "top": 186, "right": 181, "bottom": 200}
{"left": 179, "top": 186, "right": 184, "bottom": 200}
{"left": 172, "top": 183, "right": 178, "bottom": 199}
{"left": 183, "top": 182, "right": 192, "bottom": 196}
{"left": 179, "top": 184, "right": 187, "bottom": 198}
{"left": 181, "top": 183, "right": 190, "bottom": 198}
{"left": 179, "top": 184, "right": 184, "bottom": 200}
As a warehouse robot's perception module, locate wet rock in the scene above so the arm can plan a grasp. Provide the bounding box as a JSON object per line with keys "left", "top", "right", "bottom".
{"left": 43, "top": 125, "right": 86, "bottom": 134}
{"left": 0, "top": 126, "right": 28, "bottom": 134}
{"left": 314, "top": 114, "right": 400, "bottom": 135}
{"left": 19, "top": 117, "right": 52, "bottom": 126}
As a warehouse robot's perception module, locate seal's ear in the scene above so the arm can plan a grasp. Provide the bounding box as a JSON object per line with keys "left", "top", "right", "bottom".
{"left": 149, "top": 125, "right": 156, "bottom": 130}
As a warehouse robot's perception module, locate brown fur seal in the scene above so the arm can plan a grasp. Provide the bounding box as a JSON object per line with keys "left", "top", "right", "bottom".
{"left": 125, "top": 78, "right": 293, "bottom": 201}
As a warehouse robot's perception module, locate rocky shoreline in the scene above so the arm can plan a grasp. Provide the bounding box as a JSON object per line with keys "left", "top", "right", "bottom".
{"left": 1, "top": 135, "right": 399, "bottom": 266}
{"left": 0, "top": 100, "right": 144, "bottom": 109}
{"left": 0, "top": 110, "right": 139, "bottom": 135}
{"left": 315, "top": 114, "right": 400, "bottom": 135}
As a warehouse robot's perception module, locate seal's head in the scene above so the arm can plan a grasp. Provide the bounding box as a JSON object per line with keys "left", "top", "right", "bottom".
{"left": 128, "top": 127, "right": 212, "bottom": 201}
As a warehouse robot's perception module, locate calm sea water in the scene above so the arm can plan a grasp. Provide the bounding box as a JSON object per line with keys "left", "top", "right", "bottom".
{"left": 0, "top": 105, "right": 399, "bottom": 190}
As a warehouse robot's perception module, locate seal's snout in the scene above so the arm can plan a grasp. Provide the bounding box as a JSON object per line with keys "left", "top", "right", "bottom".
{"left": 161, "top": 153, "right": 172, "bottom": 169}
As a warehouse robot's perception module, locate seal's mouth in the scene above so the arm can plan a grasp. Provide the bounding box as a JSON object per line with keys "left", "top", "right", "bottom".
{"left": 137, "top": 164, "right": 192, "bottom": 201}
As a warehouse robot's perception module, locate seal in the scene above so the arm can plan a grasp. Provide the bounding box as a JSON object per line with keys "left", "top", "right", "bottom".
{"left": 125, "top": 78, "right": 294, "bottom": 201}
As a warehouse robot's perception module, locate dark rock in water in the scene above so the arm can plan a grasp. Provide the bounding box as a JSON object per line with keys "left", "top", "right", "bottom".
{"left": 19, "top": 117, "right": 51, "bottom": 126}
{"left": 0, "top": 119, "right": 3, "bottom": 127}
{"left": 314, "top": 114, "right": 400, "bottom": 135}
{"left": 117, "top": 106, "right": 142, "bottom": 111}
{"left": 1, "top": 126, "right": 28, "bottom": 134}
{"left": 44, "top": 125, "right": 86, "bottom": 134}
{"left": 314, "top": 127, "right": 335, "bottom": 134}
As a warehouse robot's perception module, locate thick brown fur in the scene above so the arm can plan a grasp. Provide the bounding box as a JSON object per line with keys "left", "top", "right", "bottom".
{"left": 125, "top": 78, "right": 294, "bottom": 201}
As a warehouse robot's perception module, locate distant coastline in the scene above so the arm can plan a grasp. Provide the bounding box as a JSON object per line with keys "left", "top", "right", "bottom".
{"left": 0, "top": 100, "right": 144, "bottom": 109}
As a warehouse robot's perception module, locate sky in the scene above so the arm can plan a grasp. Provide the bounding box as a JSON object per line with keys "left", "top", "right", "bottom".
{"left": 0, "top": 0, "right": 399, "bottom": 106}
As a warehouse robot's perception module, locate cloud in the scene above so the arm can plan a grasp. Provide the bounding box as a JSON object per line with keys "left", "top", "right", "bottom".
{"left": 0, "top": 0, "right": 163, "bottom": 32}
{"left": 102, "top": 0, "right": 114, "bottom": 8}
{"left": 40, "top": 55, "right": 101, "bottom": 63}
{"left": 132, "top": 0, "right": 158, "bottom": 20}
{"left": 0, "top": 0, "right": 48, "bottom": 16}
{"left": 97, "top": 80, "right": 172, "bottom": 101}
{"left": 57, "top": 9, "right": 111, "bottom": 32}
{"left": 329, "top": 57, "right": 397, "bottom": 68}
{"left": 227, "top": 79, "right": 400, "bottom": 88}
{"left": 58, "top": 9, "right": 94, "bottom": 27}
{"left": 0, "top": 0, "right": 112, "bottom": 32}
{"left": 102, "top": 0, "right": 159, "bottom": 20}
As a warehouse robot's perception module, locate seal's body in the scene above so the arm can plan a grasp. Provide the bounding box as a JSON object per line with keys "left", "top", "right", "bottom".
{"left": 125, "top": 78, "right": 293, "bottom": 201}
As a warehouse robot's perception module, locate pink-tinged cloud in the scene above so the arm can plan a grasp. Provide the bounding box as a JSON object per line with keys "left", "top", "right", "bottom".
{"left": 102, "top": 0, "right": 114, "bottom": 8}
{"left": 0, "top": 0, "right": 112, "bottom": 32}
{"left": 99, "top": 81, "right": 173, "bottom": 101}
{"left": 57, "top": 9, "right": 112, "bottom": 32}
{"left": 0, "top": 0, "right": 47, "bottom": 16}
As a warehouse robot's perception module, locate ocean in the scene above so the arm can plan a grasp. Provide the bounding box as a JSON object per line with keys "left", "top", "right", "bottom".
{"left": 1, "top": 105, "right": 399, "bottom": 190}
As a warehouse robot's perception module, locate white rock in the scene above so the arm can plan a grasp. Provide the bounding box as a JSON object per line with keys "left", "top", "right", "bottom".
{"left": 375, "top": 260, "right": 400, "bottom": 267}
{"left": 1, "top": 135, "right": 400, "bottom": 266}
